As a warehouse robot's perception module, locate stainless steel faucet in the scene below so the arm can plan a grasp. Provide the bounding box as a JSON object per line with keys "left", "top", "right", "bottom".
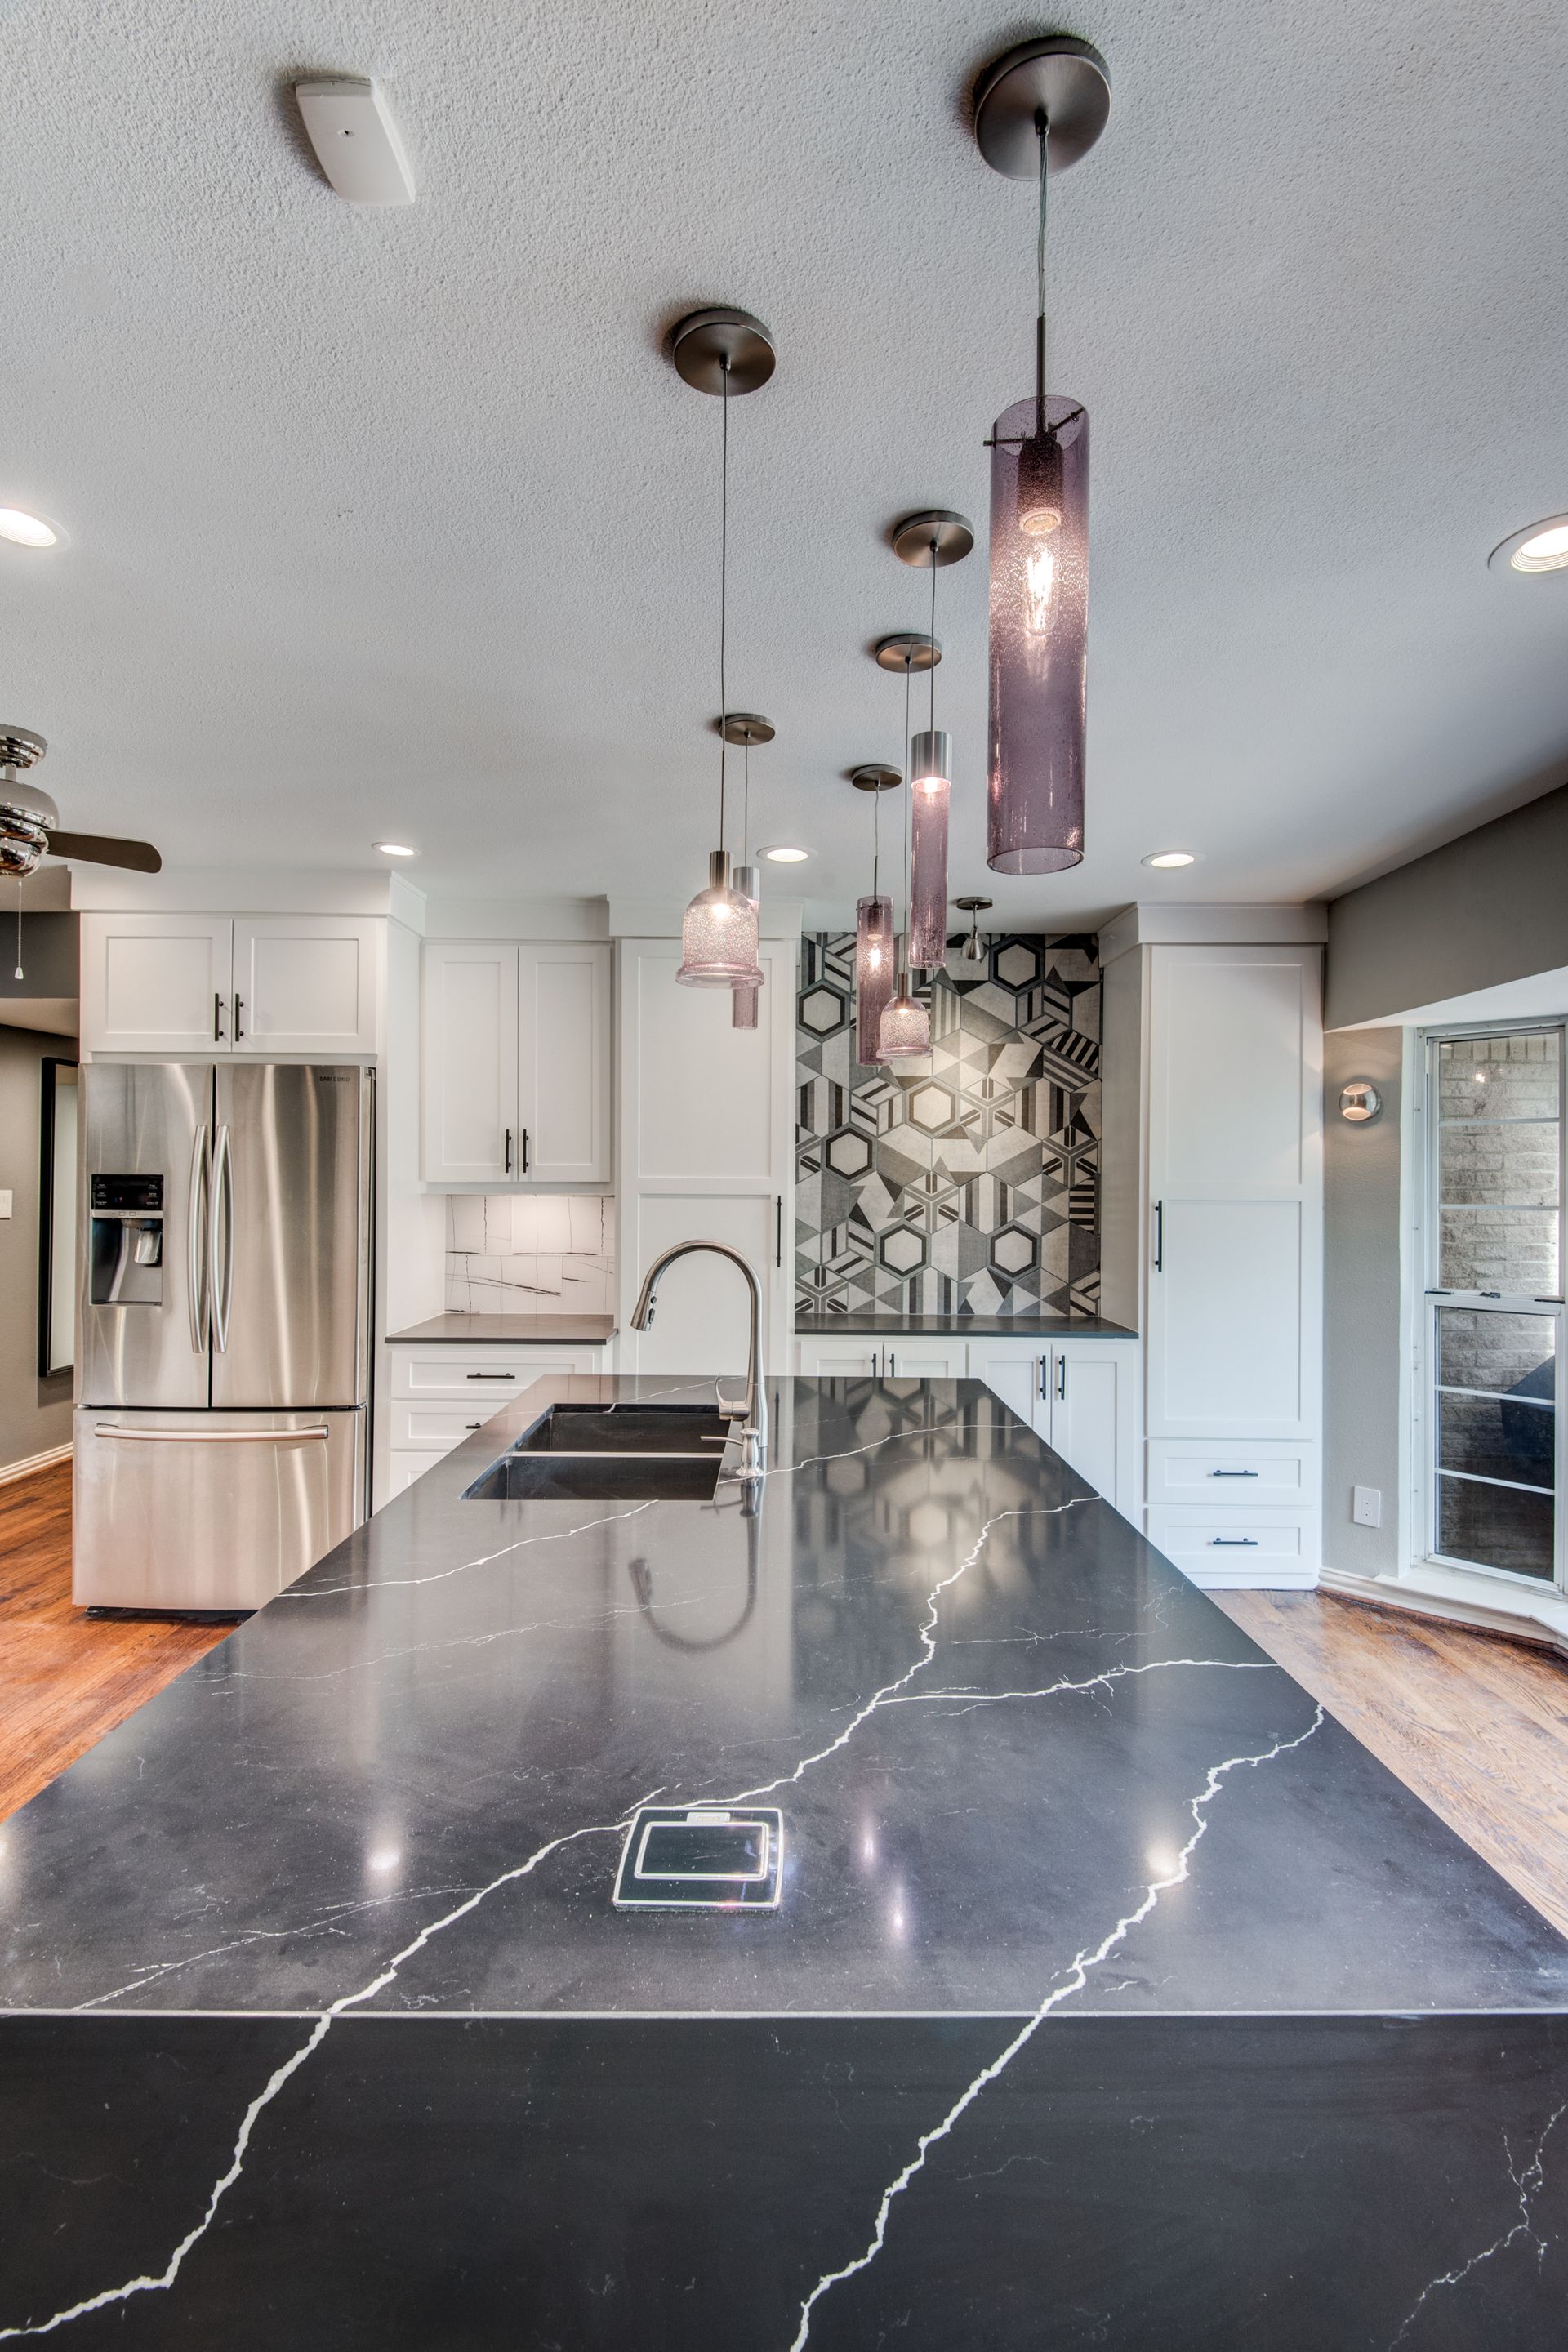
{"left": 630, "top": 1241, "right": 768, "bottom": 1477}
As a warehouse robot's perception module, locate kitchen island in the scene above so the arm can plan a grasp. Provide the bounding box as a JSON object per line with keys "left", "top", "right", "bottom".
{"left": 2, "top": 1374, "right": 1566, "bottom": 2346}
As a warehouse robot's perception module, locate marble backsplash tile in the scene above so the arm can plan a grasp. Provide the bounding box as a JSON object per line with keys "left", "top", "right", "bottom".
{"left": 445, "top": 1195, "right": 616, "bottom": 1316}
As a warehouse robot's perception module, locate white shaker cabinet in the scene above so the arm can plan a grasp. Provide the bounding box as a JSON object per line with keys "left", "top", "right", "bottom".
{"left": 1102, "top": 926, "right": 1324, "bottom": 1588}
{"left": 968, "top": 1337, "right": 1137, "bottom": 1515}
{"left": 795, "top": 1338, "right": 883, "bottom": 1379}
{"left": 232, "top": 918, "right": 381, "bottom": 1054}
{"left": 382, "top": 1341, "right": 610, "bottom": 1500}
{"left": 420, "top": 941, "right": 612, "bottom": 1186}
{"left": 798, "top": 1338, "right": 969, "bottom": 1380}
{"left": 81, "top": 914, "right": 383, "bottom": 1057}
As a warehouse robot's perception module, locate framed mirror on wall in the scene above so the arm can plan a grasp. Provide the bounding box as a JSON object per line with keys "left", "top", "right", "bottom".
{"left": 38, "top": 1056, "right": 78, "bottom": 1378}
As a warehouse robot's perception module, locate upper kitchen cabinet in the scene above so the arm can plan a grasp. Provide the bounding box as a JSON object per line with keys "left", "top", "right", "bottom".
{"left": 232, "top": 919, "right": 381, "bottom": 1054}
{"left": 80, "top": 914, "right": 383, "bottom": 1057}
{"left": 420, "top": 939, "right": 612, "bottom": 1187}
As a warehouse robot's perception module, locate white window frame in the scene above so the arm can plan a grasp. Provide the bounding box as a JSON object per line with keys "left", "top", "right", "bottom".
{"left": 1411, "top": 1018, "right": 1566, "bottom": 1596}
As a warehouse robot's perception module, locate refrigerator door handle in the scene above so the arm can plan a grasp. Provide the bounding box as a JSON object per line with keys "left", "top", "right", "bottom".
{"left": 209, "top": 1124, "right": 234, "bottom": 1354}
{"left": 91, "top": 1424, "right": 331, "bottom": 1445}
{"left": 188, "top": 1124, "right": 211, "bottom": 1353}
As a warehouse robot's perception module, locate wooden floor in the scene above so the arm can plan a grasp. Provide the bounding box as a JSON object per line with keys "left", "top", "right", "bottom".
{"left": 1219, "top": 1587, "right": 1568, "bottom": 1940}
{"left": 0, "top": 1460, "right": 229, "bottom": 1822}
{"left": 2, "top": 1464, "right": 1568, "bottom": 1945}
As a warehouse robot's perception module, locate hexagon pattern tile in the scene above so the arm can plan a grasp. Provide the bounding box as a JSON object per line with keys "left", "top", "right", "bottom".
{"left": 795, "top": 932, "right": 1101, "bottom": 1319}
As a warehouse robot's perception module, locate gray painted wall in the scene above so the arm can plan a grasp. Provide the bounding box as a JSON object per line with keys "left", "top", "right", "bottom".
{"left": 0, "top": 1027, "right": 74, "bottom": 1472}
{"left": 1321, "top": 1027, "right": 1405, "bottom": 1579}
{"left": 1327, "top": 780, "right": 1568, "bottom": 1027}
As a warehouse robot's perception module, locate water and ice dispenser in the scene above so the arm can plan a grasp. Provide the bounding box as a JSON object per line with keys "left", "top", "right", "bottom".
{"left": 89, "top": 1174, "right": 165, "bottom": 1305}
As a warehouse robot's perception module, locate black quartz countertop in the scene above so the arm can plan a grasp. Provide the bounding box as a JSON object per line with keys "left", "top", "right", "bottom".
{"left": 384, "top": 1312, "right": 617, "bottom": 1344}
{"left": 3, "top": 1374, "right": 1565, "bottom": 2348}
{"left": 794, "top": 1312, "right": 1138, "bottom": 1339}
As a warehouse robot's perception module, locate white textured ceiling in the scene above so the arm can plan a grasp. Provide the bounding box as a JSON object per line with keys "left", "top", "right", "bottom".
{"left": 4, "top": 0, "right": 1567, "bottom": 924}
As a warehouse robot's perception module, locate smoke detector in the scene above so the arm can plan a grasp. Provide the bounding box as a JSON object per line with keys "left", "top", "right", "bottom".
{"left": 295, "top": 78, "right": 416, "bottom": 206}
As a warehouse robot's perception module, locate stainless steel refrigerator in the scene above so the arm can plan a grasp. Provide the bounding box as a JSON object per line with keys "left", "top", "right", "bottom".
{"left": 74, "top": 1062, "right": 373, "bottom": 1613}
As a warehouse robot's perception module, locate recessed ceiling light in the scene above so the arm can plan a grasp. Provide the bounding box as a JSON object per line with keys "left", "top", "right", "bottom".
{"left": 374, "top": 840, "right": 417, "bottom": 858}
{"left": 1142, "top": 850, "right": 1196, "bottom": 868}
{"left": 0, "top": 508, "right": 59, "bottom": 548}
{"left": 761, "top": 844, "right": 809, "bottom": 863}
{"left": 1489, "top": 514, "right": 1568, "bottom": 575}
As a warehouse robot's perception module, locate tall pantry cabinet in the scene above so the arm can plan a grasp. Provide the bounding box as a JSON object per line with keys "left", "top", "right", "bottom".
{"left": 1101, "top": 915, "right": 1325, "bottom": 1588}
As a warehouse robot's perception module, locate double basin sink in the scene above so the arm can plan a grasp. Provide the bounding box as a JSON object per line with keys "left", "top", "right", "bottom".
{"left": 462, "top": 1403, "right": 731, "bottom": 1503}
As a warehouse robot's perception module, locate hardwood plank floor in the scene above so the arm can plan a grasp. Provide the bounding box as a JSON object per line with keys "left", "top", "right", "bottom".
{"left": 0, "top": 1460, "right": 229, "bottom": 1822}
{"left": 1218, "top": 1587, "right": 1568, "bottom": 1941}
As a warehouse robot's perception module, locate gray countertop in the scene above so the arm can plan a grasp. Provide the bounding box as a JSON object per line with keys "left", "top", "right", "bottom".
{"left": 794, "top": 1311, "right": 1138, "bottom": 1339}
{"left": 3, "top": 1373, "right": 1565, "bottom": 2345}
{"left": 384, "top": 1312, "right": 617, "bottom": 1344}
{"left": 2, "top": 1371, "right": 1557, "bottom": 2019}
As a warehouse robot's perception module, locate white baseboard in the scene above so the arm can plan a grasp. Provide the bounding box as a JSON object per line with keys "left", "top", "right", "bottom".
{"left": 0, "top": 1440, "right": 73, "bottom": 1486}
{"left": 1321, "top": 1561, "right": 1568, "bottom": 1656}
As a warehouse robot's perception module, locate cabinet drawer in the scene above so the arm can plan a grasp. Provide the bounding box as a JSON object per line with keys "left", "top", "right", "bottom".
{"left": 1146, "top": 1508, "right": 1312, "bottom": 1588}
{"left": 390, "top": 1401, "right": 503, "bottom": 1451}
{"left": 389, "top": 1347, "right": 600, "bottom": 1400}
{"left": 1146, "top": 1441, "right": 1312, "bottom": 1511}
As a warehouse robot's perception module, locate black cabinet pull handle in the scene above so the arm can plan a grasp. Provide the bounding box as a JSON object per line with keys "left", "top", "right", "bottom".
{"left": 1209, "top": 1468, "right": 1258, "bottom": 1479}
{"left": 1153, "top": 1199, "right": 1164, "bottom": 1272}
{"left": 775, "top": 1193, "right": 782, "bottom": 1268}
{"left": 1209, "top": 1536, "right": 1259, "bottom": 1548}
{"left": 521, "top": 1129, "right": 531, "bottom": 1175}
{"left": 466, "top": 1421, "right": 482, "bottom": 1431}
{"left": 1056, "top": 1353, "right": 1067, "bottom": 1402}
{"left": 213, "top": 991, "right": 225, "bottom": 1042}
{"left": 466, "top": 1370, "right": 514, "bottom": 1380}
{"left": 233, "top": 994, "right": 244, "bottom": 1040}
{"left": 1038, "top": 1354, "right": 1049, "bottom": 1401}
{"left": 504, "top": 1129, "right": 513, "bottom": 1174}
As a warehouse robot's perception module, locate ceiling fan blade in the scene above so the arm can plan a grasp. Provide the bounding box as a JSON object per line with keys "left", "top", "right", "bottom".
{"left": 46, "top": 831, "right": 163, "bottom": 874}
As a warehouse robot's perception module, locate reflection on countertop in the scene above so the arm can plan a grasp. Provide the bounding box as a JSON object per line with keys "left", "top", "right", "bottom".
{"left": 794, "top": 1311, "right": 1137, "bottom": 1339}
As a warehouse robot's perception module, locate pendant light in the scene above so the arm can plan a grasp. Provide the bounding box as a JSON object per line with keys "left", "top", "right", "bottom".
{"left": 891, "top": 511, "right": 972, "bottom": 969}
{"left": 848, "top": 764, "right": 900, "bottom": 1066}
{"left": 878, "top": 639, "right": 933, "bottom": 1061}
{"left": 972, "top": 38, "right": 1110, "bottom": 875}
{"left": 670, "top": 309, "right": 774, "bottom": 989}
{"left": 726, "top": 715, "right": 773, "bottom": 1031}
{"left": 949, "top": 895, "right": 993, "bottom": 977}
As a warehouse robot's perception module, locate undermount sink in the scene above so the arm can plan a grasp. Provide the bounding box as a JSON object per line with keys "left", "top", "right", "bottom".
{"left": 461, "top": 1402, "right": 731, "bottom": 1503}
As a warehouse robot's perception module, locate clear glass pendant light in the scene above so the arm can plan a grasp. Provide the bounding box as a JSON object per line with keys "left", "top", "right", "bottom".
{"left": 679, "top": 361, "right": 764, "bottom": 991}
{"left": 987, "top": 112, "right": 1089, "bottom": 875}
{"left": 879, "top": 655, "right": 931, "bottom": 1060}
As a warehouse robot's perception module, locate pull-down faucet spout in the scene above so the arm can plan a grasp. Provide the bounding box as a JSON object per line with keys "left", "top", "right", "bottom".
{"left": 630, "top": 1241, "right": 767, "bottom": 1476}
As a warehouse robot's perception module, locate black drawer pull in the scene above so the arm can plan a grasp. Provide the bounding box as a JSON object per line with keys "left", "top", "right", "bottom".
{"left": 1209, "top": 1469, "right": 1259, "bottom": 1479}
{"left": 1209, "top": 1536, "right": 1259, "bottom": 1548}
{"left": 466, "top": 1370, "right": 515, "bottom": 1380}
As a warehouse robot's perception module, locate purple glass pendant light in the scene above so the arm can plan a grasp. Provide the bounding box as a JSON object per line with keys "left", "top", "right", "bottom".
{"left": 728, "top": 716, "right": 773, "bottom": 1029}
{"left": 890, "top": 512, "right": 972, "bottom": 969}
{"left": 972, "top": 38, "right": 1110, "bottom": 875}
{"left": 849, "top": 764, "right": 900, "bottom": 1065}
{"left": 670, "top": 308, "right": 774, "bottom": 990}
{"left": 878, "top": 644, "right": 932, "bottom": 1061}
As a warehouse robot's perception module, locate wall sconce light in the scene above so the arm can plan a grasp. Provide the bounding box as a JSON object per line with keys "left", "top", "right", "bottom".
{"left": 1339, "top": 1082, "right": 1382, "bottom": 1124}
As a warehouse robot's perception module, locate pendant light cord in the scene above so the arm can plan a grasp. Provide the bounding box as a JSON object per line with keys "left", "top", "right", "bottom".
{"left": 1036, "top": 109, "right": 1049, "bottom": 412}
{"left": 929, "top": 544, "right": 938, "bottom": 734}
{"left": 871, "top": 770, "right": 880, "bottom": 899}
{"left": 718, "top": 356, "right": 730, "bottom": 853}
{"left": 902, "top": 656, "right": 913, "bottom": 965}
{"left": 742, "top": 733, "right": 750, "bottom": 866}
{"left": 13, "top": 880, "right": 21, "bottom": 983}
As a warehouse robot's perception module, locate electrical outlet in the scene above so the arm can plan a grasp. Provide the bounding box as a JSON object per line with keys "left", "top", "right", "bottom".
{"left": 0, "top": 1190, "right": 12, "bottom": 1219}
{"left": 1352, "top": 1485, "right": 1382, "bottom": 1529}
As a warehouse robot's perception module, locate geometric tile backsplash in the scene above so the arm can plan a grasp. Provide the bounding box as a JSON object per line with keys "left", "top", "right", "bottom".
{"left": 445, "top": 1193, "right": 616, "bottom": 1316}
{"left": 795, "top": 933, "right": 1101, "bottom": 1319}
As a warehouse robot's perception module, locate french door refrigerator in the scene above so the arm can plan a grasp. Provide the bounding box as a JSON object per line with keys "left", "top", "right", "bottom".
{"left": 74, "top": 1062, "right": 372, "bottom": 1613}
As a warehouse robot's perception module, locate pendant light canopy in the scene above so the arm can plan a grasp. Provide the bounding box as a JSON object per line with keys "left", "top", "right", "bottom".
{"left": 849, "top": 764, "right": 900, "bottom": 1066}
{"left": 891, "top": 512, "right": 971, "bottom": 971}
{"left": 973, "top": 38, "right": 1109, "bottom": 877}
{"left": 670, "top": 308, "right": 774, "bottom": 991}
